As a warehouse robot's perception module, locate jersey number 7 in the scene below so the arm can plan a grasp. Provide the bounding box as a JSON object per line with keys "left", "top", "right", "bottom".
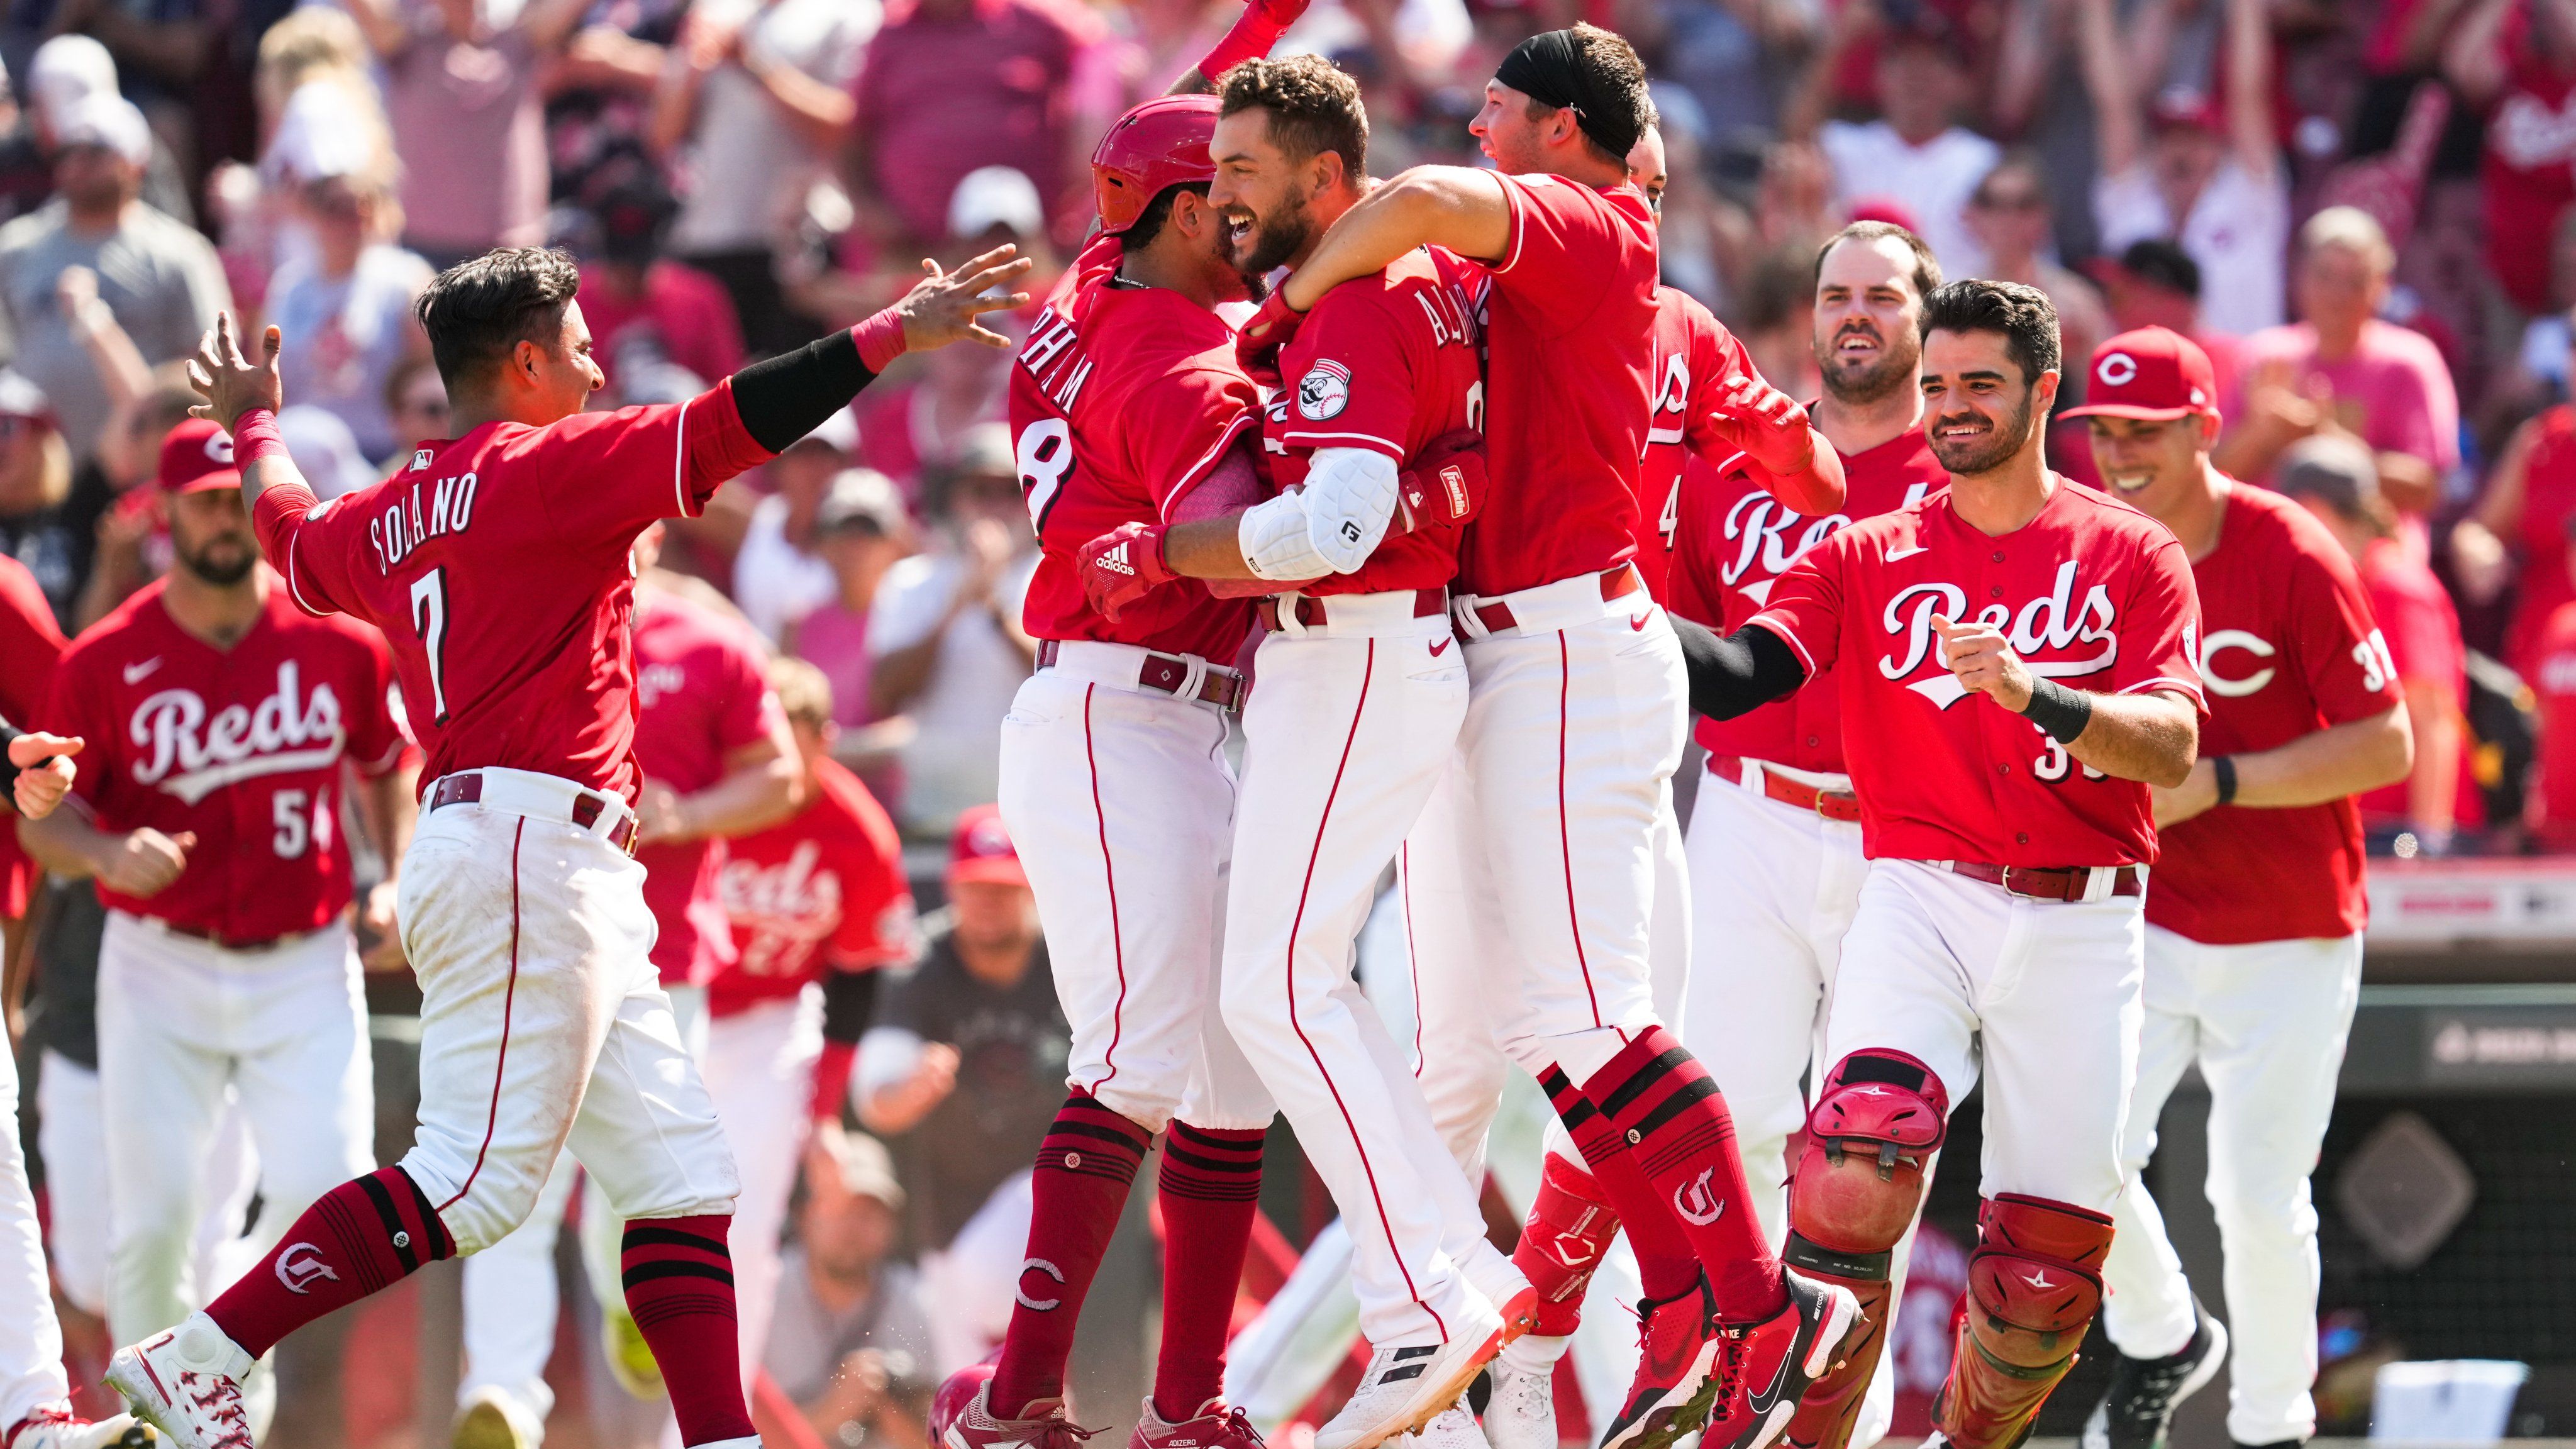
{"left": 411, "top": 567, "right": 452, "bottom": 725}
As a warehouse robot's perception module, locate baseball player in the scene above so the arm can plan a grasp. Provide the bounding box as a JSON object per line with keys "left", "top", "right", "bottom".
{"left": 1240, "top": 32, "right": 1855, "bottom": 1449}
{"left": 0, "top": 722, "right": 150, "bottom": 1449}
{"left": 945, "top": 93, "right": 1282, "bottom": 1449}
{"left": 1073, "top": 57, "right": 1536, "bottom": 1449}
{"left": 1674, "top": 279, "right": 2206, "bottom": 1449}
{"left": 1488, "top": 218, "right": 1951, "bottom": 1449}
{"left": 2063, "top": 328, "right": 2411, "bottom": 1449}
{"left": 0, "top": 552, "right": 66, "bottom": 942}
{"left": 104, "top": 240, "right": 1030, "bottom": 1449}
{"left": 21, "top": 419, "right": 416, "bottom": 1357}
{"left": 454, "top": 519, "right": 805, "bottom": 1446}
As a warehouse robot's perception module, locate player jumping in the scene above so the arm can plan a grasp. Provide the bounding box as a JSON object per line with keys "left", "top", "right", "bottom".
{"left": 104, "top": 242, "right": 1029, "bottom": 1449}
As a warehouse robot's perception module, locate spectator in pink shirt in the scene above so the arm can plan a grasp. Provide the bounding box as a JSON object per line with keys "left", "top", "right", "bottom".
{"left": 789, "top": 469, "right": 916, "bottom": 805}
{"left": 2216, "top": 207, "right": 2462, "bottom": 525}
{"left": 844, "top": 0, "right": 1097, "bottom": 250}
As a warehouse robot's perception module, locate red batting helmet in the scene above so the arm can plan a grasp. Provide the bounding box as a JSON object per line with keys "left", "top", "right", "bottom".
{"left": 1091, "top": 94, "right": 1220, "bottom": 236}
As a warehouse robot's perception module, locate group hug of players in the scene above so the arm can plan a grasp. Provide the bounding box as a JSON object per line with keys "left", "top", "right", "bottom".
{"left": 940, "top": 19, "right": 2405, "bottom": 1449}
{"left": 0, "top": 11, "right": 2404, "bottom": 1449}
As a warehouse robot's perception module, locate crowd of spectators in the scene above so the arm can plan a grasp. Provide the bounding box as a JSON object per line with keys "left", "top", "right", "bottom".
{"left": 21, "top": 0, "right": 2576, "bottom": 1436}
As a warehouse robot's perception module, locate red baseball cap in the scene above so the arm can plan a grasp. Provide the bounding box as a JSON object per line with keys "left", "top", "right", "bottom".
{"left": 948, "top": 804, "right": 1028, "bottom": 887}
{"left": 158, "top": 418, "right": 243, "bottom": 494}
{"left": 2058, "top": 326, "right": 2221, "bottom": 424}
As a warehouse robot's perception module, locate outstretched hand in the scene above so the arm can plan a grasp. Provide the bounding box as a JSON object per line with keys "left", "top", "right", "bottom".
{"left": 186, "top": 311, "right": 284, "bottom": 433}
{"left": 893, "top": 245, "right": 1037, "bottom": 352}
{"left": 8, "top": 733, "right": 79, "bottom": 819}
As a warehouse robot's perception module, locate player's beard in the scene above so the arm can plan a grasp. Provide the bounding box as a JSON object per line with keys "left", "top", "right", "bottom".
{"left": 1238, "top": 187, "right": 1317, "bottom": 278}
{"left": 1928, "top": 388, "right": 2036, "bottom": 477}
{"left": 1816, "top": 320, "right": 1919, "bottom": 407}
{"left": 175, "top": 532, "right": 258, "bottom": 586}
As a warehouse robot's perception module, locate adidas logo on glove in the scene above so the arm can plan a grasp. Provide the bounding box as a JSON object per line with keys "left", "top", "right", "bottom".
{"left": 1099, "top": 543, "right": 1135, "bottom": 576}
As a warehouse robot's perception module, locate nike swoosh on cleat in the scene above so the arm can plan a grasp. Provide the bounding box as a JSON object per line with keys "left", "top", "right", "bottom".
{"left": 1745, "top": 1337, "right": 1799, "bottom": 1416}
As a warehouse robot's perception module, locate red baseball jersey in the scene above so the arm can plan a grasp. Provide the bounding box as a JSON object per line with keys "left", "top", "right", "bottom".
{"left": 1012, "top": 262, "right": 1258, "bottom": 662}
{"left": 1458, "top": 174, "right": 1660, "bottom": 598}
{"left": 633, "top": 588, "right": 786, "bottom": 985}
{"left": 711, "top": 757, "right": 913, "bottom": 1018}
{"left": 1263, "top": 247, "right": 1485, "bottom": 596}
{"left": 2150, "top": 482, "right": 2399, "bottom": 944}
{"left": 45, "top": 577, "right": 411, "bottom": 940}
{"left": 1748, "top": 479, "right": 2207, "bottom": 867}
{"left": 2530, "top": 601, "right": 2576, "bottom": 844}
{"left": 0, "top": 553, "right": 65, "bottom": 917}
{"left": 1637, "top": 286, "right": 1764, "bottom": 603}
{"left": 1670, "top": 422, "right": 1945, "bottom": 776}
{"left": 251, "top": 385, "right": 773, "bottom": 801}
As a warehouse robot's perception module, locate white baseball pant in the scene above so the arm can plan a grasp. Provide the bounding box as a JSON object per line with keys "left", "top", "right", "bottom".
{"left": 41, "top": 1055, "right": 265, "bottom": 1325}
{"left": 1218, "top": 591, "right": 1519, "bottom": 1345}
{"left": 996, "top": 647, "right": 1273, "bottom": 1133}
{"left": 2101, "top": 928, "right": 2362, "bottom": 1446}
{"left": 0, "top": 1028, "right": 71, "bottom": 1432}
{"left": 1824, "top": 859, "right": 2146, "bottom": 1212}
{"left": 394, "top": 769, "right": 740, "bottom": 1257}
{"left": 696, "top": 988, "right": 823, "bottom": 1382}
{"left": 459, "top": 1157, "right": 576, "bottom": 1429}
{"left": 1682, "top": 760, "right": 1907, "bottom": 1447}
{"left": 95, "top": 913, "right": 375, "bottom": 1345}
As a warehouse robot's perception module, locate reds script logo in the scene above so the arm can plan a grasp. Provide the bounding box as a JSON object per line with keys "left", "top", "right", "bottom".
{"left": 129, "top": 662, "right": 347, "bottom": 805}
{"left": 274, "top": 1242, "right": 340, "bottom": 1295}
{"left": 1880, "top": 560, "right": 2119, "bottom": 709}
{"left": 1721, "top": 484, "right": 1933, "bottom": 606}
{"left": 1646, "top": 351, "right": 1692, "bottom": 446}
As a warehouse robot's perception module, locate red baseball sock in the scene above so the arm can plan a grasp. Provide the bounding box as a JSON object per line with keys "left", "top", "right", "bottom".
{"left": 206, "top": 1167, "right": 454, "bottom": 1357}
{"left": 1538, "top": 1065, "right": 1699, "bottom": 1302}
{"left": 990, "top": 1093, "right": 1154, "bottom": 1417}
{"left": 1585, "top": 1028, "right": 1785, "bottom": 1321}
{"left": 621, "top": 1216, "right": 757, "bottom": 1446}
{"left": 1153, "top": 1122, "right": 1265, "bottom": 1421}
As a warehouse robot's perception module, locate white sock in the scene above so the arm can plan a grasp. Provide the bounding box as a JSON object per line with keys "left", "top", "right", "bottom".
{"left": 1499, "top": 1333, "right": 1570, "bottom": 1376}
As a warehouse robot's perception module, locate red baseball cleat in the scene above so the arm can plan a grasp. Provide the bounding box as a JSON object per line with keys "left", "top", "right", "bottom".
{"left": 1128, "top": 1397, "right": 1264, "bottom": 1449}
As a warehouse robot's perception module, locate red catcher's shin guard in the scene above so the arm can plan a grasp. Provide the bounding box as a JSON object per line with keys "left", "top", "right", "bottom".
{"left": 1513, "top": 1150, "right": 1623, "bottom": 1337}
{"left": 622, "top": 1216, "right": 758, "bottom": 1446}
{"left": 1935, "top": 1194, "right": 2116, "bottom": 1449}
{"left": 1780, "top": 1050, "right": 1948, "bottom": 1449}
{"left": 206, "top": 1167, "right": 455, "bottom": 1357}
{"left": 991, "top": 1093, "right": 1153, "bottom": 1416}
{"left": 1584, "top": 1028, "right": 1784, "bottom": 1319}
{"left": 1153, "top": 1122, "right": 1265, "bottom": 1421}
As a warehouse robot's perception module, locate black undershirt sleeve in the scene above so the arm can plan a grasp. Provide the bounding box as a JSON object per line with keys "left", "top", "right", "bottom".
{"left": 821, "top": 967, "right": 884, "bottom": 1046}
{"left": 1669, "top": 615, "right": 1809, "bottom": 720}
{"left": 730, "top": 328, "right": 881, "bottom": 455}
{"left": 0, "top": 718, "right": 21, "bottom": 802}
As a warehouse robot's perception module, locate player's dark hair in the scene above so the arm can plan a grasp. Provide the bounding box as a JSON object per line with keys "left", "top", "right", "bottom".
{"left": 1219, "top": 55, "right": 1368, "bottom": 181}
{"left": 1814, "top": 221, "right": 1943, "bottom": 303}
{"left": 414, "top": 247, "right": 585, "bottom": 387}
{"left": 1126, "top": 180, "right": 1212, "bottom": 250}
{"left": 1920, "top": 278, "right": 2061, "bottom": 387}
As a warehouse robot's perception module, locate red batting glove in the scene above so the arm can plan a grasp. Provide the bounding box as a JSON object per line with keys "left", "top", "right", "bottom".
{"left": 1392, "top": 430, "right": 1487, "bottom": 535}
{"left": 1196, "top": 0, "right": 1314, "bottom": 80}
{"left": 1705, "top": 374, "right": 1846, "bottom": 514}
{"left": 1235, "top": 292, "right": 1307, "bottom": 389}
{"left": 1077, "top": 521, "right": 1178, "bottom": 621}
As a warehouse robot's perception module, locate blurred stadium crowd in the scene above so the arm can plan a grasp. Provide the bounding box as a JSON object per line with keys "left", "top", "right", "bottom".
{"left": 3, "top": 0, "right": 2576, "bottom": 1442}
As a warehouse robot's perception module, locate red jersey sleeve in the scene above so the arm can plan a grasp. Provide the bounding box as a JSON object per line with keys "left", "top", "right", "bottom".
{"left": 0, "top": 555, "right": 65, "bottom": 726}
{"left": 255, "top": 482, "right": 361, "bottom": 619}
{"left": 1277, "top": 286, "right": 1421, "bottom": 460}
{"left": 345, "top": 623, "right": 414, "bottom": 776}
{"left": 1119, "top": 365, "right": 1260, "bottom": 522}
{"left": 2287, "top": 535, "right": 2404, "bottom": 724}
{"left": 41, "top": 651, "right": 110, "bottom": 811}
{"left": 526, "top": 384, "right": 774, "bottom": 549}
{"left": 2111, "top": 535, "right": 2208, "bottom": 709}
{"left": 1683, "top": 320, "right": 1761, "bottom": 465}
{"left": 1746, "top": 528, "right": 1852, "bottom": 677}
{"left": 1489, "top": 174, "right": 1629, "bottom": 338}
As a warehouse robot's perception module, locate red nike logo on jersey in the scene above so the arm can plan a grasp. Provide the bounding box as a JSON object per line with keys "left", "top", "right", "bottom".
{"left": 1430, "top": 638, "right": 1451, "bottom": 657}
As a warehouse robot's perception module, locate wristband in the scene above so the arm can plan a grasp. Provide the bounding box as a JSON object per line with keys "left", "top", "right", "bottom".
{"left": 1197, "top": 11, "right": 1287, "bottom": 82}
{"left": 231, "top": 407, "right": 287, "bottom": 468}
{"left": 852, "top": 309, "right": 908, "bottom": 374}
{"left": 2212, "top": 755, "right": 2238, "bottom": 807}
{"left": 2018, "top": 675, "right": 2093, "bottom": 745}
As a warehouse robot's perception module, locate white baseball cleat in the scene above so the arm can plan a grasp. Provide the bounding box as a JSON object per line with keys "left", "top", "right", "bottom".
{"left": 1479, "top": 1350, "right": 1560, "bottom": 1449}
{"left": 452, "top": 1385, "right": 545, "bottom": 1449}
{"left": 104, "top": 1313, "right": 255, "bottom": 1449}
{"left": 1409, "top": 1407, "right": 1485, "bottom": 1449}
{"left": 1316, "top": 1285, "right": 1533, "bottom": 1449}
{"left": 3, "top": 1408, "right": 155, "bottom": 1449}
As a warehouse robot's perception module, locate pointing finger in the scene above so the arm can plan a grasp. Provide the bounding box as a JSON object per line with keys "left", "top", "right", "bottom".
{"left": 958, "top": 242, "right": 1021, "bottom": 275}
{"left": 965, "top": 289, "right": 1033, "bottom": 316}
{"left": 262, "top": 325, "right": 283, "bottom": 364}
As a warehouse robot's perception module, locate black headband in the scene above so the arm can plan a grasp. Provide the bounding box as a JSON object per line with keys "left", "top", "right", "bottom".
{"left": 1495, "top": 29, "right": 1642, "bottom": 160}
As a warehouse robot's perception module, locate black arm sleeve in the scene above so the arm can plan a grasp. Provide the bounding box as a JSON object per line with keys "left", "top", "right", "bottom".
{"left": 1670, "top": 615, "right": 1808, "bottom": 720}
{"left": 729, "top": 327, "right": 882, "bottom": 455}
{"left": 0, "top": 718, "right": 20, "bottom": 804}
{"left": 821, "top": 967, "right": 884, "bottom": 1046}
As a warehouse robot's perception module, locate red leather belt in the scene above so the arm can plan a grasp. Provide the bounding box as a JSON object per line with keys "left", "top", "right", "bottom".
{"left": 428, "top": 770, "right": 640, "bottom": 852}
{"left": 1470, "top": 566, "right": 1641, "bottom": 635}
{"left": 1946, "top": 860, "right": 2143, "bottom": 902}
{"left": 1035, "top": 640, "right": 1245, "bottom": 711}
{"left": 1257, "top": 588, "right": 1448, "bottom": 632}
{"left": 1711, "top": 755, "right": 1862, "bottom": 823}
